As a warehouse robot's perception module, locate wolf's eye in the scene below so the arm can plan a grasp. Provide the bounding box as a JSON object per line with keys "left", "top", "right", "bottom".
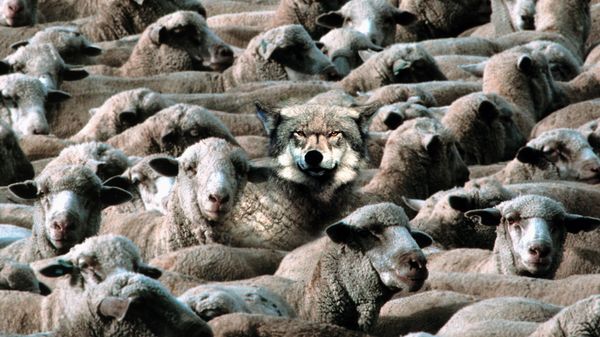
{"left": 293, "top": 131, "right": 305, "bottom": 137}
{"left": 328, "top": 131, "right": 341, "bottom": 138}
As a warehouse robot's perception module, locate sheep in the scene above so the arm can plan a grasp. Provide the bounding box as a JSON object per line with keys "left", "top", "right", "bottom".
{"left": 43, "top": 142, "right": 130, "bottom": 181}
{"left": 340, "top": 43, "right": 447, "bottom": 94}
{"left": 535, "top": 0, "right": 591, "bottom": 57}
{"left": 319, "top": 28, "right": 384, "bottom": 78}
{"left": 119, "top": 154, "right": 174, "bottom": 214}
{"left": 269, "top": 0, "right": 347, "bottom": 39}
{"left": 206, "top": 10, "right": 274, "bottom": 29}
{"left": 531, "top": 99, "right": 600, "bottom": 138}
{"left": 440, "top": 93, "right": 527, "bottom": 165}
{"left": 0, "top": 0, "right": 36, "bottom": 27}
{"left": 365, "top": 81, "right": 482, "bottom": 107}
{"left": 0, "top": 204, "right": 33, "bottom": 229}
{"left": 529, "top": 295, "right": 600, "bottom": 336}
{"left": 315, "top": 0, "right": 416, "bottom": 47}
{"left": 361, "top": 117, "right": 469, "bottom": 206}
{"left": 106, "top": 103, "right": 238, "bottom": 157}
{"left": 0, "top": 121, "right": 33, "bottom": 185}
{"left": 85, "top": 11, "right": 234, "bottom": 77}
{"left": 178, "top": 284, "right": 293, "bottom": 322}
{"left": 481, "top": 129, "right": 600, "bottom": 184}
{"left": 427, "top": 195, "right": 600, "bottom": 279}
{"left": 489, "top": 0, "right": 537, "bottom": 36}
{"left": 9, "top": 26, "right": 102, "bottom": 65}
{"left": 0, "top": 224, "right": 30, "bottom": 248}
{"left": 0, "top": 165, "right": 132, "bottom": 263}
{"left": 70, "top": 88, "right": 173, "bottom": 143}
{"left": 0, "top": 73, "right": 70, "bottom": 136}
{"left": 231, "top": 203, "right": 433, "bottom": 332}
{"left": 208, "top": 313, "right": 371, "bottom": 337}
{"left": 17, "top": 135, "right": 74, "bottom": 161}
{"left": 149, "top": 244, "right": 286, "bottom": 282}
{"left": 369, "top": 96, "right": 439, "bottom": 132}
{"left": 434, "top": 55, "right": 488, "bottom": 81}
{"left": 0, "top": 257, "right": 45, "bottom": 293}
{"left": 204, "top": 0, "right": 277, "bottom": 17}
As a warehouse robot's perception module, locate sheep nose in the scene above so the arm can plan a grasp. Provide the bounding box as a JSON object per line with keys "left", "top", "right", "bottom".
{"left": 52, "top": 219, "right": 73, "bottom": 234}
{"left": 407, "top": 253, "right": 427, "bottom": 271}
{"left": 528, "top": 243, "right": 550, "bottom": 259}
{"left": 208, "top": 193, "right": 230, "bottom": 208}
{"left": 8, "top": 1, "right": 23, "bottom": 13}
{"left": 304, "top": 150, "right": 323, "bottom": 167}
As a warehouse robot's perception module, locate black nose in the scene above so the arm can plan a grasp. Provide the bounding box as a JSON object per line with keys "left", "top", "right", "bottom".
{"left": 529, "top": 244, "right": 550, "bottom": 259}
{"left": 305, "top": 150, "right": 323, "bottom": 167}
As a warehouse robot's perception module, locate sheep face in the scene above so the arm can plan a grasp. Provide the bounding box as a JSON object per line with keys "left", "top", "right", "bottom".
{"left": 60, "top": 273, "right": 211, "bottom": 337}
{"left": 467, "top": 195, "right": 600, "bottom": 278}
{"left": 127, "top": 155, "right": 176, "bottom": 214}
{"left": 0, "top": 0, "right": 36, "bottom": 27}
{"left": 516, "top": 129, "right": 600, "bottom": 183}
{"left": 11, "top": 27, "right": 103, "bottom": 63}
{"left": 372, "top": 97, "right": 433, "bottom": 131}
{"left": 505, "top": 0, "right": 537, "bottom": 30}
{"left": 523, "top": 41, "right": 581, "bottom": 81}
{"left": 0, "top": 74, "right": 70, "bottom": 136}
{"left": 578, "top": 120, "right": 600, "bottom": 154}
{"left": 326, "top": 203, "right": 432, "bottom": 292}
{"left": 0, "top": 258, "right": 42, "bottom": 293}
{"left": 0, "top": 120, "right": 34, "bottom": 184}
{"left": 53, "top": 142, "right": 130, "bottom": 181}
{"left": 3, "top": 43, "right": 88, "bottom": 91}
{"left": 8, "top": 165, "right": 132, "bottom": 254}
{"left": 183, "top": 287, "right": 246, "bottom": 321}
{"left": 257, "top": 103, "right": 375, "bottom": 197}
{"left": 319, "top": 28, "right": 383, "bottom": 77}
{"left": 145, "top": 11, "right": 234, "bottom": 72}
{"left": 150, "top": 138, "right": 252, "bottom": 221}
{"left": 255, "top": 25, "right": 338, "bottom": 80}
{"left": 316, "top": 0, "right": 416, "bottom": 47}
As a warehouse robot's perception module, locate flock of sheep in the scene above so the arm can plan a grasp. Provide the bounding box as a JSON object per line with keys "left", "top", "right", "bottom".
{"left": 0, "top": 0, "right": 600, "bottom": 336}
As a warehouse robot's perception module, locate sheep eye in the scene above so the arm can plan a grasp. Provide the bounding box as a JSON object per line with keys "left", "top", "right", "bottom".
{"left": 189, "top": 129, "right": 200, "bottom": 137}
{"left": 293, "top": 131, "right": 305, "bottom": 138}
{"left": 505, "top": 213, "right": 519, "bottom": 225}
{"left": 185, "top": 164, "right": 196, "bottom": 175}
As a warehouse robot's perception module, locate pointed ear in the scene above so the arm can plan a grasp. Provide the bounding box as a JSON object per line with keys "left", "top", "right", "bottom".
{"left": 459, "top": 61, "right": 487, "bottom": 77}
{"left": 46, "top": 90, "right": 71, "bottom": 103}
{"left": 9, "top": 40, "right": 29, "bottom": 50}
{"left": 325, "top": 221, "right": 371, "bottom": 246}
{"left": 516, "top": 146, "right": 545, "bottom": 165}
{"left": 402, "top": 196, "right": 425, "bottom": 212}
{"left": 255, "top": 101, "right": 280, "bottom": 136}
{"left": 421, "top": 134, "right": 442, "bottom": 155}
{"left": 383, "top": 110, "right": 404, "bottom": 130}
{"left": 564, "top": 214, "right": 600, "bottom": 233}
{"left": 517, "top": 55, "right": 533, "bottom": 73}
{"left": 0, "top": 61, "right": 11, "bottom": 75}
{"left": 98, "top": 296, "right": 132, "bottom": 321}
{"left": 149, "top": 157, "right": 179, "bottom": 177}
{"left": 100, "top": 187, "right": 133, "bottom": 208}
{"left": 149, "top": 25, "right": 167, "bottom": 45}
{"left": 62, "top": 67, "right": 89, "bottom": 81}
{"left": 118, "top": 110, "right": 137, "bottom": 126}
{"left": 358, "top": 49, "right": 379, "bottom": 62}
{"left": 137, "top": 264, "right": 162, "bottom": 279}
{"left": 315, "top": 11, "right": 344, "bottom": 29}
{"left": 447, "top": 195, "right": 473, "bottom": 212}
{"left": 393, "top": 9, "right": 417, "bottom": 26}
{"left": 478, "top": 100, "right": 498, "bottom": 123}
{"left": 356, "top": 104, "right": 379, "bottom": 134}
{"left": 8, "top": 181, "right": 38, "bottom": 200}
{"left": 82, "top": 45, "right": 103, "bottom": 56}
{"left": 465, "top": 208, "right": 502, "bottom": 226}
{"left": 411, "top": 230, "right": 433, "bottom": 248}
{"left": 103, "top": 175, "right": 132, "bottom": 191}
{"left": 38, "top": 259, "right": 75, "bottom": 278}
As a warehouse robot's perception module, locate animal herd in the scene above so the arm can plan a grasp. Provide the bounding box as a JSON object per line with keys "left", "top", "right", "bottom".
{"left": 0, "top": 0, "right": 600, "bottom": 336}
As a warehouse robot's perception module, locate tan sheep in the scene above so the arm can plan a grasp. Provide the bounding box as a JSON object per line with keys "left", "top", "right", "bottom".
{"left": 269, "top": 0, "right": 347, "bottom": 39}
{"left": 531, "top": 99, "right": 600, "bottom": 138}
{"left": 319, "top": 28, "right": 384, "bottom": 78}
{"left": 0, "top": 121, "right": 33, "bottom": 185}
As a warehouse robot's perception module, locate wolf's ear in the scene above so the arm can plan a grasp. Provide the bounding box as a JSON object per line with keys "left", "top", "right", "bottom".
{"left": 355, "top": 104, "right": 380, "bottom": 135}
{"left": 255, "top": 102, "right": 281, "bottom": 137}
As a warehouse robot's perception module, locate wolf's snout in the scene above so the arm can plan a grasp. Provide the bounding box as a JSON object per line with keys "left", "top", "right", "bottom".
{"left": 305, "top": 150, "right": 323, "bottom": 167}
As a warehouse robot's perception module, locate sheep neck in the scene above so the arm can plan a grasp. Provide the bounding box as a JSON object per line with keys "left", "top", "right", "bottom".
{"left": 555, "top": 69, "right": 600, "bottom": 104}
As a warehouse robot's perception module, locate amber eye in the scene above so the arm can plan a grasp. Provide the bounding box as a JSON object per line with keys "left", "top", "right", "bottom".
{"left": 328, "top": 131, "right": 341, "bottom": 138}
{"left": 293, "top": 131, "right": 306, "bottom": 137}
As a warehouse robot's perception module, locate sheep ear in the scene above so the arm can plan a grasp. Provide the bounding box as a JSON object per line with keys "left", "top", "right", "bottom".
{"left": 325, "top": 221, "right": 371, "bottom": 246}
{"left": 478, "top": 100, "right": 498, "bottom": 123}
{"left": 421, "top": 134, "right": 442, "bottom": 155}
{"left": 447, "top": 195, "right": 473, "bottom": 212}
{"left": 132, "top": 0, "right": 144, "bottom": 5}
{"left": 9, "top": 40, "right": 29, "bottom": 50}
{"left": 103, "top": 175, "right": 132, "bottom": 191}
{"left": 411, "top": 230, "right": 433, "bottom": 248}
{"left": 465, "top": 208, "right": 501, "bottom": 226}
{"left": 255, "top": 101, "right": 281, "bottom": 136}
{"left": 393, "top": 9, "right": 417, "bottom": 26}
{"left": 358, "top": 49, "right": 379, "bottom": 62}
{"left": 118, "top": 110, "right": 137, "bottom": 126}
{"left": 38, "top": 259, "right": 75, "bottom": 278}
{"left": 315, "top": 11, "right": 344, "bottom": 29}
{"left": 38, "top": 282, "right": 52, "bottom": 295}
{"left": 516, "top": 146, "right": 545, "bottom": 165}
{"left": 149, "top": 157, "right": 179, "bottom": 177}
{"left": 149, "top": 25, "right": 167, "bottom": 45}
{"left": 402, "top": 196, "right": 425, "bottom": 212}
{"left": 459, "top": 61, "right": 487, "bottom": 77}
{"left": 383, "top": 110, "right": 404, "bottom": 130}
{"left": 247, "top": 163, "right": 272, "bottom": 184}
{"left": 8, "top": 181, "right": 38, "bottom": 200}
{"left": 564, "top": 214, "right": 600, "bottom": 233}
{"left": 0, "top": 61, "right": 11, "bottom": 75}
{"left": 98, "top": 296, "right": 132, "bottom": 321}
{"left": 46, "top": 90, "right": 71, "bottom": 103}
{"left": 517, "top": 55, "right": 533, "bottom": 73}
{"left": 137, "top": 264, "right": 162, "bottom": 279}
{"left": 100, "top": 187, "right": 133, "bottom": 208}
{"left": 62, "top": 67, "right": 89, "bottom": 81}
{"left": 82, "top": 45, "right": 102, "bottom": 56}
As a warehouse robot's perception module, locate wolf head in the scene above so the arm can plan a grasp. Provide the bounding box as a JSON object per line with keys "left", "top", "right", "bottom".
{"left": 256, "top": 103, "right": 376, "bottom": 199}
